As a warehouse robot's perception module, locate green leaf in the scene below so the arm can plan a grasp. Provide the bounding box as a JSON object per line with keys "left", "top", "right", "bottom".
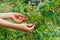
{"left": 40, "top": 9, "right": 46, "bottom": 17}
{"left": 0, "top": 36, "right": 5, "bottom": 40}
{"left": 39, "top": 2, "right": 47, "bottom": 9}
{"left": 24, "top": 8, "right": 28, "bottom": 13}
{"left": 56, "top": 16, "right": 60, "bottom": 25}
{"left": 48, "top": 1, "right": 56, "bottom": 7}
{"left": 11, "top": 7, "right": 18, "bottom": 12}
{"left": 46, "top": 10, "right": 54, "bottom": 18}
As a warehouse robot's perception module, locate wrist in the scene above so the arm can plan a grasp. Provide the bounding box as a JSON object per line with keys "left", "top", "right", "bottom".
{"left": 0, "top": 13, "right": 13, "bottom": 19}
{"left": 10, "top": 24, "right": 22, "bottom": 30}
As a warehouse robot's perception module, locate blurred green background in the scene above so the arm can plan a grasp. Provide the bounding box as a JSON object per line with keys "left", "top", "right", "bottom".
{"left": 0, "top": 0, "right": 60, "bottom": 40}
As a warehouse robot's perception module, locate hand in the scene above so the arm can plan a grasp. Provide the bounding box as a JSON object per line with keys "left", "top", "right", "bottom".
{"left": 0, "top": 18, "right": 34, "bottom": 32}
{"left": 15, "top": 23, "right": 35, "bottom": 32}
{"left": 11, "top": 12, "right": 28, "bottom": 23}
{"left": 0, "top": 12, "right": 28, "bottom": 23}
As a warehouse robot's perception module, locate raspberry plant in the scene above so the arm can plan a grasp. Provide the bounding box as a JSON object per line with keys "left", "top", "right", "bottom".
{"left": 0, "top": 0, "right": 60, "bottom": 40}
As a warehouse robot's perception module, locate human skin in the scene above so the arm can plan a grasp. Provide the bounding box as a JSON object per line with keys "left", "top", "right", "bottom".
{"left": 0, "top": 12, "right": 35, "bottom": 32}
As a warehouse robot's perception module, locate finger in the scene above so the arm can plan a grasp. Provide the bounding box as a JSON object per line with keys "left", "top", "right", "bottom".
{"left": 22, "top": 24, "right": 35, "bottom": 32}
{"left": 18, "top": 14, "right": 28, "bottom": 20}
{"left": 26, "top": 24, "right": 35, "bottom": 31}
{"left": 11, "top": 13, "right": 28, "bottom": 23}
{"left": 27, "top": 24, "right": 34, "bottom": 28}
{"left": 22, "top": 16, "right": 28, "bottom": 21}
{"left": 11, "top": 15, "right": 22, "bottom": 23}
{"left": 11, "top": 15, "right": 19, "bottom": 22}
{"left": 13, "top": 13, "right": 26, "bottom": 17}
{"left": 17, "top": 13, "right": 27, "bottom": 17}
{"left": 15, "top": 13, "right": 28, "bottom": 20}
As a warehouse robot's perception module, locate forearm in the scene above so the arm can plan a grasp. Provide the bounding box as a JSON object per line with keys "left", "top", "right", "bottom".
{"left": 0, "top": 18, "right": 22, "bottom": 30}
{"left": 0, "top": 12, "right": 12, "bottom": 19}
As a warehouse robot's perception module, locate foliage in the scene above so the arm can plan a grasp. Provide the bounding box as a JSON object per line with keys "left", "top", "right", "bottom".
{"left": 0, "top": 0, "right": 60, "bottom": 40}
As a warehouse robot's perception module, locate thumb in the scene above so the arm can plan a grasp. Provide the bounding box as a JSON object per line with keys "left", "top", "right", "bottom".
{"left": 27, "top": 24, "right": 34, "bottom": 28}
